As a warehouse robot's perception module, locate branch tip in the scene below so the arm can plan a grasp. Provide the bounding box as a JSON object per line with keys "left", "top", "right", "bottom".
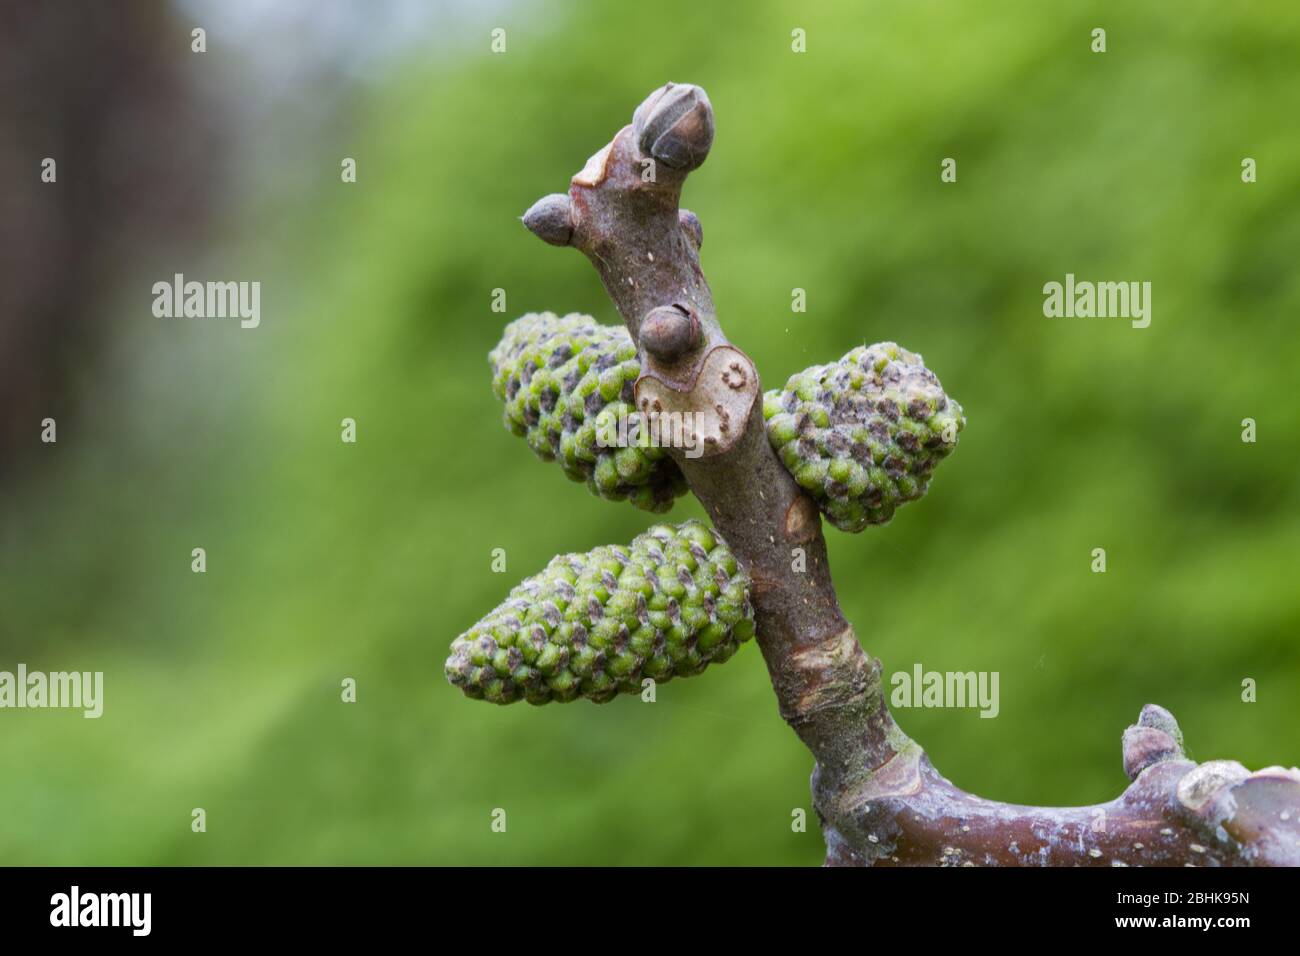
{"left": 1123, "top": 703, "right": 1186, "bottom": 779}
{"left": 1137, "top": 702, "right": 1184, "bottom": 749}
{"left": 632, "top": 82, "right": 714, "bottom": 172}
{"left": 1121, "top": 725, "right": 1182, "bottom": 781}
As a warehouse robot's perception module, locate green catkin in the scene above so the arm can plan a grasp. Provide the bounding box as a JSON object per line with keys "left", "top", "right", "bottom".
{"left": 445, "top": 520, "right": 755, "bottom": 704}
{"left": 763, "top": 342, "right": 965, "bottom": 532}
{"left": 490, "top": 312, "right": 688, "bottom": 512}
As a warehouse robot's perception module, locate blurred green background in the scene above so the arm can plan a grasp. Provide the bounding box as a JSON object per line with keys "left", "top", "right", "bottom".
{"left": 1, "top": 0, "right": 1297, "bottom": 865}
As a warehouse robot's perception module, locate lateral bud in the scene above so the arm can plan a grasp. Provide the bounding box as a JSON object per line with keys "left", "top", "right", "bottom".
{"left": 522, "top": 193, "right": 574, "bottom": 246}
{"left": 640, "top": 304, "right": 701, "bottom": 362}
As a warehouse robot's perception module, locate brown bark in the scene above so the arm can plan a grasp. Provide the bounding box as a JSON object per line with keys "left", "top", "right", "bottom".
{"left": 521, "top": 83, "right": 1300, "bottom": 867}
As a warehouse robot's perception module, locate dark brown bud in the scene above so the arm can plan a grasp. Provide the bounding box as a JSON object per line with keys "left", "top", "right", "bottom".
{"left": 632, "top": 83, "right": 714, "bottom": 172}
{"left": 522, "top": 193, "right": 573, "bottom": 246}
{"left": 640, "top": 304, "right": 701, "bottom": 361}
{"left": 679, "top": 209, "right": 703, "bottom": 248}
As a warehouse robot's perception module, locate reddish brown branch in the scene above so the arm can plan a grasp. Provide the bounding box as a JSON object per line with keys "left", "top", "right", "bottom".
{"left": 521, "top": 83, "right": 1300, "bottom": 867}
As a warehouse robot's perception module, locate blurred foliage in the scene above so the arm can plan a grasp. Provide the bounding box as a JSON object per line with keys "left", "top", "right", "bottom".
{"left": 1, "top": 0, "right": 1298, "bottom": 865}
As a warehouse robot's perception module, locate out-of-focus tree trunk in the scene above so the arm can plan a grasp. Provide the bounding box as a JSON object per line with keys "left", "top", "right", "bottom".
{"left": 0, "top": 1, "right": 219, "bottom": 476}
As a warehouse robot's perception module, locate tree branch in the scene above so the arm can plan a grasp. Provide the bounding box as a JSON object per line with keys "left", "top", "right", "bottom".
{"left": 521, "top": 82, "right": 1300, "bottom": 866}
